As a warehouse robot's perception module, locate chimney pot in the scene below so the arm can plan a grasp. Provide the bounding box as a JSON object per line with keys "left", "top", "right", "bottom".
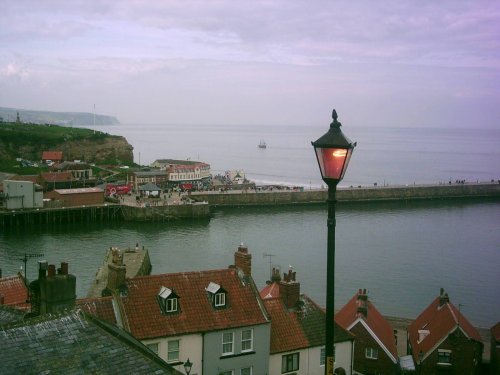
{"left": 61, "top": 262, "right": 68, "bottom": 275}
{"left": 48, "top": 264, "right": 56, "bottom": 277}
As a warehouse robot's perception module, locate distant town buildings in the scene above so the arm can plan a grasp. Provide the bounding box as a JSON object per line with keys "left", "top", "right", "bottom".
{"left": 0, "top": 248, "right": 491, "bottom": 374}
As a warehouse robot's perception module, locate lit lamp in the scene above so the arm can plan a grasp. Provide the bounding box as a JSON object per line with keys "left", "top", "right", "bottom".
{"left": 312, "top": 109, "right": 356, "bottom": 375}
{"left": 183, "top": 358, "right": 193, "bottom": 375}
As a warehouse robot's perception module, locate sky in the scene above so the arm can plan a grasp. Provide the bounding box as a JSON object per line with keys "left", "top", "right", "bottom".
{"left": 1, "top": 0, "right": 500, "bottom": 128}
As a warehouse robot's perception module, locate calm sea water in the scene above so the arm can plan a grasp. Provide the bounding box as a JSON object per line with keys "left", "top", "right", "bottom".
{"left": 1, "top": 124, "right": 499, "bottom": 328}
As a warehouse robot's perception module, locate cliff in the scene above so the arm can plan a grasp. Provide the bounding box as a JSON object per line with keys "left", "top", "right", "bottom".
{"left": 0, "top": 107, "right": 119, "bottom": 126}
{"left": 0, "top": 122, "right": 133, "bottom": 164}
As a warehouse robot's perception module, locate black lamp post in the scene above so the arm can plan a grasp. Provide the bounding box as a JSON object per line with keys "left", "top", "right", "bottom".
{"left": 312, "top": 109, "right": 356, "bottom": 375}
{"left": 418, "top": 351, "right": 424, "bottom": 375}
{"left": 183, "top": 358, "right": 193, "bottom": 375}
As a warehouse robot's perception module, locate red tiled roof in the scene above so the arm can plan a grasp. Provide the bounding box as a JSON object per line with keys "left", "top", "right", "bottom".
{"left": 261, "top": 283, "right": 354, "bottom": 354}
{"left": 336, "top": 291, "right": 398, "bottom": 359}
{"left": 408, "top": 294, "right": 482, "bottom": 362}
{"left": 41, "top": 151, "right": 63, "bottom": 160}
{"left": 259, "top": 282, "right": 280, "bottom": 299}
{"left": 77, "top": 296, "right": 117, "bottom": 325}
{"left": 40, "top": 171, "right": 73, "bottom": 182}
{"left": 492, "top": 322, "right": 500, "bottom": 342}
{"left": 122, "top": 269, "right": 269, "bottom": 340}
{"left": 0, "top": 274, "right": 28, "bottom": 306}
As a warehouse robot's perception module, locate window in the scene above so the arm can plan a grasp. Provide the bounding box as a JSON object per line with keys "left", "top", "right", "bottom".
{"left": 320, "top": 347, "right": 325, "bottom": 365}
{"left": 219, "top": 371, "right": 234, "bottom": 375}
{"left": 281, "top": 352, "right": 299, "bottom": 373}
{"left": 157, "top": 286, "right": 179, "bottom": 314}
{"left": 438, "top": 349, "right": 452, "bottom": 364}
{"left": 166, "top": 297, "right": 178, "bottom": 313}
{"left": 215, "top": 292, "right": 226, "bottom": 307}
{"left": 167, "top": 340, "right": 179, "bottom": 362}
{"left": 365, "top": 347, "right": 378, "bottom": 359}
{"left": 240, "top": 367, "right": 252, "bottom": 375}
{"left": 222, "top": 332, "right": 234, "bottom": 355}
{"left": 241, "top": 329, "right": 253, "bottom": 352}
{"left": 146, "top": 342, "right": 159, "bottom": 355}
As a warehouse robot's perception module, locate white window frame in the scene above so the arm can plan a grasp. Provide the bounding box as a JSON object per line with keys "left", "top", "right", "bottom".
{"left": 320, "top": 347, "right": 325, "bottom": 365}
{"left": 166, "top": 297, "right": 178, "bottom": 313}
{"left": 215, "top": 292, "right": 226, "bottom": 307}
{"left": 365, "top": 347, "right": 378, "bottom": 359}
{"left": 167, "top": 339, "right": 180, "bottom": 362}
{"left": 437, "top": 349, "right": 452, "bottom": 365}
{"left": 222, "top": 332, "right": 234, "bottom": 355}
{"left": 241, "top": 329, "right": 253, "bottom": 352}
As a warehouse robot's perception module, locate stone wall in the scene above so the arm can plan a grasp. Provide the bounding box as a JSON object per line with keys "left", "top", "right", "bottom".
{"left": 190, "top": 183, "right": 500, "bottom": 207}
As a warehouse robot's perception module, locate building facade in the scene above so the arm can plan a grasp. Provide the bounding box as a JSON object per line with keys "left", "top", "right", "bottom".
{"left": 336, "top": 289, "right": 399, "bottom": 375}
{"left": 2, "top": 180, "right": 43, "bottom": 209}
{"left": 408, "top": 289, "right": 483, "bottom": 375}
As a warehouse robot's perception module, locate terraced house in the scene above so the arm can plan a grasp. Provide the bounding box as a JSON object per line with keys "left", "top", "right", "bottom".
{"left": 86, "top": 244, "right": 271, "bottom": 375}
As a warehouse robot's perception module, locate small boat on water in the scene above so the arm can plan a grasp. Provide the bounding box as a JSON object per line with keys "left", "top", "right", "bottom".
{"left": 258, "top": 140, "right": 267, "bottom": 149}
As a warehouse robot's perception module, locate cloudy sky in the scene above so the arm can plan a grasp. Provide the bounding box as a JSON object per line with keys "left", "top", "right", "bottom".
{"left": 1, "top": 0, "right": 499, "bottom": 127}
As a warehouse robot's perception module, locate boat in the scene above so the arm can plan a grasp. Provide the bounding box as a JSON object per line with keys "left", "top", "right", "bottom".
{"left": 258, "top": 140, "right": 267, "bottom": 149}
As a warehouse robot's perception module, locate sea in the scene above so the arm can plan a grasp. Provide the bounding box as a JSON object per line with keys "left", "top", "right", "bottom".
{"left": 1, "top": 123, "right": 499, "bottom": 328}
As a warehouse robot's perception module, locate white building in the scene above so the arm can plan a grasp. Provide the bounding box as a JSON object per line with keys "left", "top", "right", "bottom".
{"left": 2, "top": 180, "right": 43, "bottom": 210}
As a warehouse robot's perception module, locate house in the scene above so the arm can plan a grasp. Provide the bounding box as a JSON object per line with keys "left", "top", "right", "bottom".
{"left": 41, "top": 150, "right": 63, "bottom": 164}
{"left": 150, "top": 159, "right": 211, "bottom": 189}
{"left": 138, "top": 182, "right": 162, "bottom": 197}
{"left": 90, "top": 244, "right": 271, "bottom": 375}
{"left": 1, "top": 180, "right": 43, "bottom": 209}
{"left": 0, "top": 272, "right": 28, "bottom": 307}
{"left": 0, "top": 308, "right": 182, "bottom": 375}
{"left": 129, "top": 170, "right": 168, "bottom": 190}
{"left": 408, "top": 288, "right": 483, "bottom": 375}
{"left": 44, "top": 187, "right": 104, "bottom": 207}
{"left": 336, "top": 289, "right": 399, "bottom": 375}
{"left": 39, "top": 171, "right": 74, "bottom": 190}
{"left": 491, "top": 322, "right": 500, "bottom": 375}
{"left": 53, "top": 161, "right": 93, "bottom": 181}
{"left": 260, "top": 268, "right": 355, "bottom": 375}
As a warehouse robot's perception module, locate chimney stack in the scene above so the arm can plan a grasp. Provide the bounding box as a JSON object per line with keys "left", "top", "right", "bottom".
{"left": 357, "top": 289, "right": 368, "bottom": 318}
{"left": 104, "top": 248, "right": 127, "bottom": 295}
{"left": 439, "top": 288, "right": 450, "bottom": 306}
{"left": 234, "top": 243, "right": 252, "bottom": 277}
{"left": 279, "top": 268, "right": 300, "bottom": 309}
{"left": 271, "top": 267, "right": 281, "bottom": 282}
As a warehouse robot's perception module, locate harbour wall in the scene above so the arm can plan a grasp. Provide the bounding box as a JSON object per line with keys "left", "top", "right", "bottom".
{"left": 120, "top": 202, "right": 210, "bottom": 222}
{"left": 190, "top": 183, "right": 500, "bottom": 207}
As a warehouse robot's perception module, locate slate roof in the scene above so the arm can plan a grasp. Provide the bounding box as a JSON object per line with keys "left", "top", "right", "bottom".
{"left": 262, "top": 293, "right": 354, "bottom": 354}
{"left": 53, "top": 187, "right": 103, "bottom": 195}
{"left": 0, "top": 309, "right": 182, "bottom": 375}
{"left": 336, "top": 290, "right": 398, "bottom": 360}
{"left": 153, "top": 159, "right": 209, "bottom": 167}
{"left": 138, "top": 182, "right": 161, "bottom": 191}
{"left": 0, "top": 273, "right": 28, "bottom": 306}
{"left": 408, "top": 292, "right": 482, "bottom": 362}
{"left": 0, "top": 305, "right": 26, "bottom": 325}
{"left": 121, "top": 268, "right": 269, "bottom": 340}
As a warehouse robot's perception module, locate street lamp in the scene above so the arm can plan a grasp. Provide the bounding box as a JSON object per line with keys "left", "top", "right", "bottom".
{"left": 312, "top": 109, "right": 356, "bottom": 375}
{"left": 183, "top": 358, "right": 193, "bottom": 375}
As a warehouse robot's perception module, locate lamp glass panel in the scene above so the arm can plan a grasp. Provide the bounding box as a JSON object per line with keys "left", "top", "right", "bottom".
{"left": 315, "top": 147, "right": 350, "bottom": 180}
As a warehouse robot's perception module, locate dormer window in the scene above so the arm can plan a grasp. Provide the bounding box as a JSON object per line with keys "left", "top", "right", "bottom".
{"left": 206, "top": 282, "right": 227, "bottom": 309}
{"left": 158, "top": 286, "right": 179, "bottom": 314}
